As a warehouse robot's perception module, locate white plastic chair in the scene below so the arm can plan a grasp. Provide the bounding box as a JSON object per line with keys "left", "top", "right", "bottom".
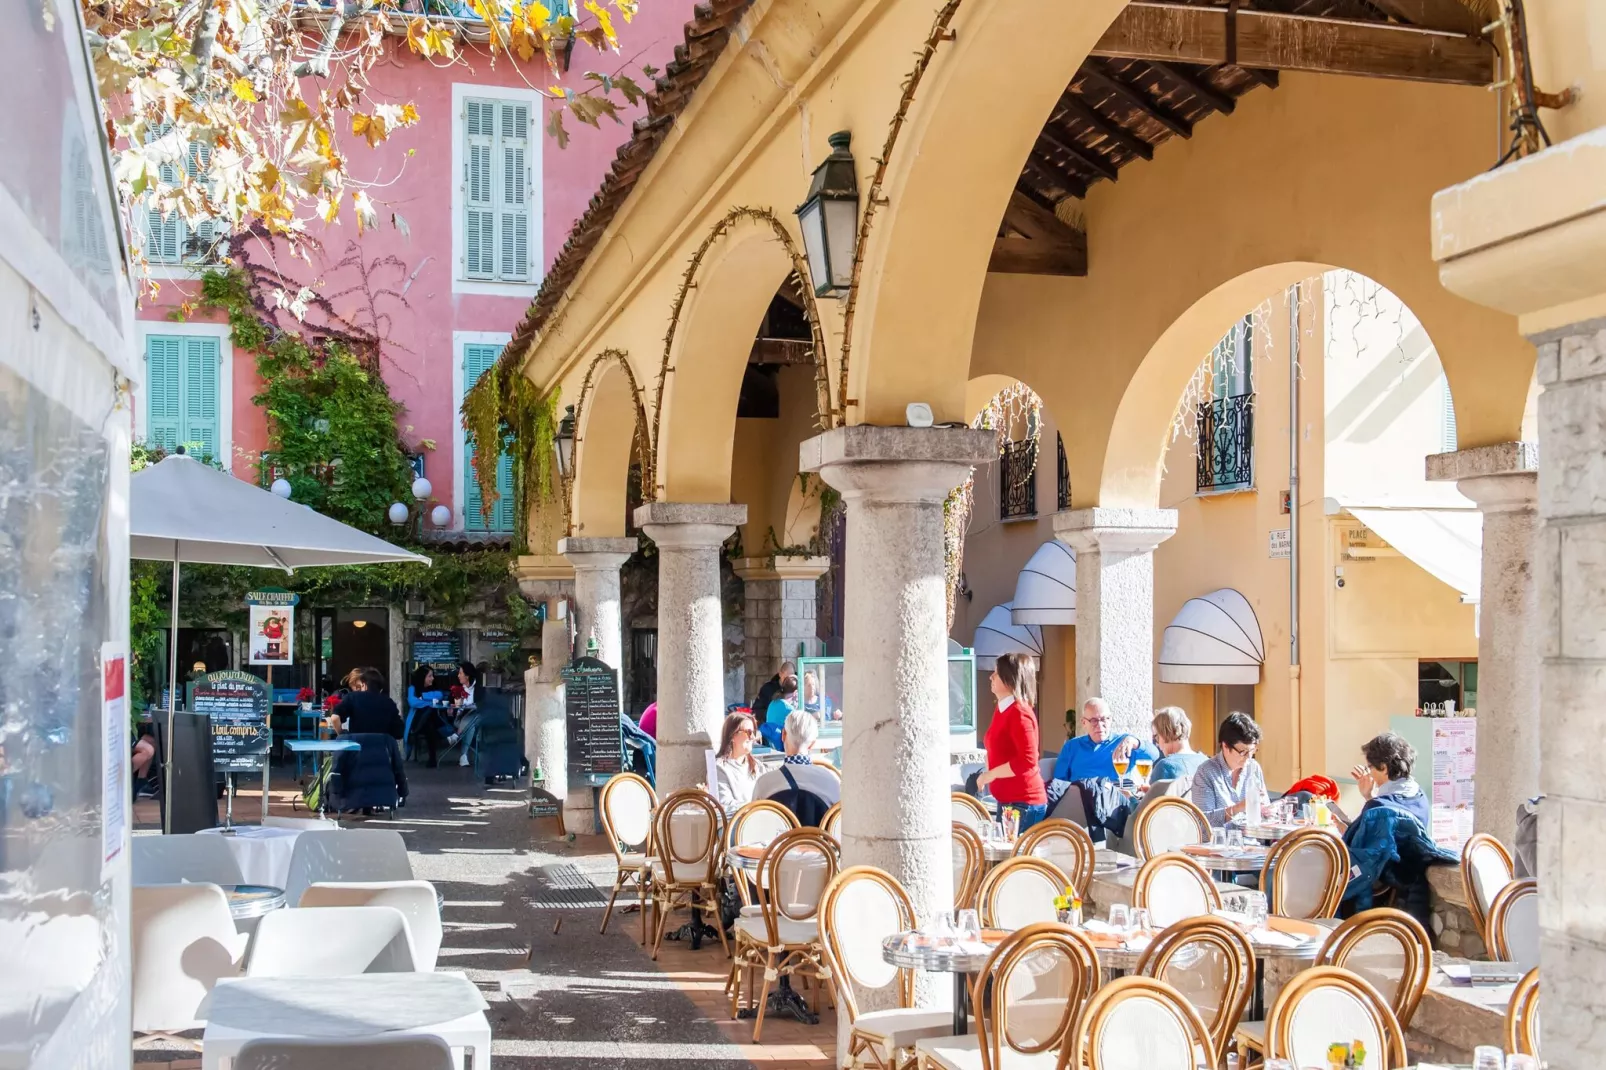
{"left": 131, "top": 884, "right": 250, "bottom": 1036}
{"left": 283, "top": 829, "right": 413, "bottom": 907}
{"left": 233, "top": 1034, "right": 455, "bottom": 1069}
{"left": 298, "top": 880, "right": 443, "bottom": 972}
{"left": 132, "top": 834, "right": 246, "bottom": 887}
{"left": 245, "top": 905, "right": 416, "bottom": 977}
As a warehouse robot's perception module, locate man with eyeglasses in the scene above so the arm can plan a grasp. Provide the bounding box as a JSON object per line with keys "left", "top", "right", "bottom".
{"left": 1050, "top": 697, "right": 1159, "bottom": 783}
{"left": 1190, "top": 711, "right": 1268, "bottom": 827}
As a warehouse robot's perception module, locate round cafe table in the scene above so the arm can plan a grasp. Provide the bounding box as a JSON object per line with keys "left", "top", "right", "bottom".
{"left": 1180, "top": 842, "right": 1269, "bottom": 874}
{"left": 220, "top": 883, "right": 287, "bottom": 921}
{"left": 198, "top": 825, "right": 303, "bottom": 888}
{"left": 1241, "top": 820, "right": 1341, "bottom": 843}
{"left": 883, "top": 931, "right": 1004, "bottom": 1035}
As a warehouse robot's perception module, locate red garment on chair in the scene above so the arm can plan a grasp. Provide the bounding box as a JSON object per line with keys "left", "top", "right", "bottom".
{"left": 1285, "top": 774, "right": 1339, "bottom": 801}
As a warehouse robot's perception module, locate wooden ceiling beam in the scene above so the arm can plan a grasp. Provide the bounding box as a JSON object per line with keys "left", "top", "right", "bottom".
{"left": 1021, "top": 156, "right": 1089, "bottom": 200}
{"left": 1362, "top": 0, "right": 1486, "bottom": 35}
{"left": 1051, "top": 92, "right": 1155, "bottom": 162}
{"left": 1239, "top": 67, "right": 1280, "bottom": 89}
{"left": 1092, "top": 2, "right": 1495, "bottom": 86}
{"left": 1036, "top": 126, "right": 1120, "bottom": 182}
{"left": 1148, "top": 61, "right": 1238, "bottom": 114}
{"left": 1078, "top": 63, "right": 1195, "bottom": 140}
{"left": 990, "top": 189, "right": 1088, "bottom": 277}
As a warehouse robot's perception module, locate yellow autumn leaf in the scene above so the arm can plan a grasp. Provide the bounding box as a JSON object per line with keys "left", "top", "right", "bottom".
{"left": 527, "top": 1, "right": 551, "bottom": 24}
{"left": 584, "top": 0, "right": 616, "bottom": 45}
{"left": 230, "top": 78, "right": 258, "bottom": 103}
{"left": 400, "top": 103, "right": 419, "bottom": 125}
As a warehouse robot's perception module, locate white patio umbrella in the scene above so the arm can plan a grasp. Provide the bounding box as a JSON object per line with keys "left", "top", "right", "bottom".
{"left": 131, "top": 453, "right": 431, "bottom": 831}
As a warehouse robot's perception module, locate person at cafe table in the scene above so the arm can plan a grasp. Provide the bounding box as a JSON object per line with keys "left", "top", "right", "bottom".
{"left": 1191, "top": 711, "right": 1268, "bottom": 827}
{"left": 975, "top": 653, "right": 1048, "bottom": 835}
{"left": 1052, "top": 697, "right": 1159, "bottom": 783}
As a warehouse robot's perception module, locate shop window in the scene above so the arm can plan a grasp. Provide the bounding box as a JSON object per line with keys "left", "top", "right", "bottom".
{"left": 1419, "top": 659, "right": 1477, "bottom": 713}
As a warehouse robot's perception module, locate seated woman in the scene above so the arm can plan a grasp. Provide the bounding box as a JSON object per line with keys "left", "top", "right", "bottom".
{"left": 1346, "top": 730, "right": 1430, "bottom": 827}
{"left": 329, "top": 668, "right": 404, "bottom": 739}
{"left": 1190, "top": 711, "right": 1268, "bottom": 827}
{"left": 799, "top": 671, "right": 837, "bottom": 721}
{"left": 761, "top": 675, "right": 800, "bottom": 750}
{"left": 406, "top": 665, "right": 450, "bottom": 767}
{"left": 452, "top": 662, "right": 482, "bottom": 767}
{"left": 1148, "top": 706, "right": 1207, "bottom": 791}
{"left": 712, "top": 709, "right": 762, "bottom": 815}
{"left": 1340, "top": 732, "right": 1456, "bottom": 925}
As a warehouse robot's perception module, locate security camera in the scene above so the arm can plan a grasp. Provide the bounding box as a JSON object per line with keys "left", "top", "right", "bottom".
{"left": 1335, "top": 576, "right": 1346, "bottom": 589}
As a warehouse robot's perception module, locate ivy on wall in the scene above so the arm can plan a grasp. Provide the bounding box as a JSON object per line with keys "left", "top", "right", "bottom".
{"left": 460, "top": 355, "right": 562, "bottom": 549}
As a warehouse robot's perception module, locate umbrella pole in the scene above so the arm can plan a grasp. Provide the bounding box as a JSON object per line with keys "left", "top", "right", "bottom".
{"left": 163, "top": 557, "right": 180, "bottom": 836}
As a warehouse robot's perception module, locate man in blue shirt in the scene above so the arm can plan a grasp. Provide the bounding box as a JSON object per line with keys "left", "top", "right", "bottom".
{"left": 1052, "top": 697, "right": 1159, "bottom": 783}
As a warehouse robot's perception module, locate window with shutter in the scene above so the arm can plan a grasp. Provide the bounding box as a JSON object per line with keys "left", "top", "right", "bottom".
{"left": 144, "top": 334, "right": 221, "bottom": 459}
{"left": 462, "top": 97, "right": 532, "bottom": 283}
{"left": 1440, "top": 379, "right": 1458, "bottom": 453}
{"left": 139, "top": 126, "right": 220, "bottom": 265}
{"left": 462, "top": 342, "right": 514, "bottom": 532}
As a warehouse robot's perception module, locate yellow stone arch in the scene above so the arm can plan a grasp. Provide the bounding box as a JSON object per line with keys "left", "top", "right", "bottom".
{"left": 569, "top": 350, "right": 646, "bottom": 538}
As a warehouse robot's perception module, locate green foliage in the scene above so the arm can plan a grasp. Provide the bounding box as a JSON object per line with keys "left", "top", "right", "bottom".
{"left": 461, "top": 353, "right": 562, "bottom": 551}
{"left": 130, "top": 562, "right": 169, "bottom": 712}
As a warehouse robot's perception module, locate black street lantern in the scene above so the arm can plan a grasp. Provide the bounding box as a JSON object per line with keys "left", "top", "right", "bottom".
{"left": 794, "top": 130, "right": 859, "bottom": 298}
{"left": 554, "top": 404, "right": 576, "bottom": 480}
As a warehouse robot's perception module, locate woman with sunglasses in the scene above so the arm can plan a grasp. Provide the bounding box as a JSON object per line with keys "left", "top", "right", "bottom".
{"left": 1190, "top": 711, "right": 1268, "bottom": 827}
{"left": 712, "top": 709, "right": 763, "bottom": 815}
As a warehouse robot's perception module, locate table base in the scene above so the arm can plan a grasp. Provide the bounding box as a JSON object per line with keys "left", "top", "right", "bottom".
{"left": 952, "top": 972, "right": 970, "bottom": 1035}
{"left": 736, "top": 980, "right": 818, "bottom": 1025}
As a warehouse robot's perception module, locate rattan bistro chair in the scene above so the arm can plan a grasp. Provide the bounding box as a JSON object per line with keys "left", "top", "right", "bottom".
{"left": 1136, "top": 916, "right": 1253, "bottom": 1066}
{"left": 1264, "top": 966, "right": 1406, "bottom": 1070}
{"left": 1505, "top": 967, "right": 1541, "bottom": 1058}
{"left": 1132, "top": 797, "right": 1210, "bottom": 861}
{"left": 729, "top": 827, "right": 839, "bottom": 1041}
{"left": 822, "top": 866, "right": 953, "bottom": 1070}
{"left": 726, "top": 798, "right": 800, "bottom": 907}
{"left": 1461, "top": 832, "right": 1515, "bottom": 936}
{"left": 1260, "top": 827, "right": 1349, "bottom": 920}
{"left": 952, "top": 822, "right": 986, "bottom": 912}
{"left": 1132, "top": 852, "right": 1221, "bottom": 929}
{"left": 599, "top": 772, "right": 658, "bottom": 943}
{"left": 1067, "top": 975, "right": 1215, "bottom": 1070}
{"left": 1014, "top": 819, "right": 1094, "bottom": 897}
{"left": 649, "top": 789, "right": 727, "bottom": 960}
{"left": 916, "top": 923, "right": 1099, "bottom": 1070}
{"left": 976, "top": 856, "right": 1069, "bottom": 931}
{"left": 953, "top": 792, "right": 991, "bottom": 834}
{"left": 1487, "top": 878, "right": 1540, "bottom": 973}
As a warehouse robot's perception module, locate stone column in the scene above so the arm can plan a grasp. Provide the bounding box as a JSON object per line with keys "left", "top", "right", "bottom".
{"left": 516, "top": 556, "right": 573, "bottom": 818}
{"left": 1054, "top": 507, "right": 1178, "bottom": 738}
{"left": 557, "top": 537, "right": 636, "bottom": 833}
{"left": 1427, "top": 443, "right": 1540, "bottom": 845}
{"left": 733, "top": 555, "right": 829, "bottom": 698}
{"left": 803, "top": 425, "right": 995, "bottom": 1008}
{"left": 635, "top": 502, "right": 745, "bottom": 794}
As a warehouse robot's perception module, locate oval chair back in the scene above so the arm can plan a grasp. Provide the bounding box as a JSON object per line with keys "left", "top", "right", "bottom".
{"left": 652, "top": 789, "right": 723, "bottom": 886}
{"left": 1014, "top": 819, "right": 1094, "bottom": 897}
{"left": 819, "top": 866, "right": 917, "bottom": 1025}
{"left": 1069, "top": 975, "right": 1215, "bottom": 1070}
{"left": 131, "top": 884, "right": 249, "bottom": 1033}
{"left": 1261, "top": 827, "right": 1349, "bottom": 919}
{"left": 952, "top": 822, "right": 985, "bottom": 912}
{"left": 727, "top": 799, "right": 800, "bottom": 905}
{"left": 1316, "top": 907, "right": 1431, "bottom": 1028}
{"left": 1266, "top": 965, "right": 1406, "bottom": 1070}
{"left": 974, "top": 922, "right": 1100, "bottom": 1066}
{"left": 1133, "top": 853, "right": 1222, "bottom": 929}
{"left": 977, "top": 856, "right": 1070, "bottom": 930}
{"left": 820, "top": 802, "right": 842, "bottom": 841}
{"left": 1136, "top": 916, "right": 1253, "bottom": 1065}
{"left": 1133, "top": 797, "right": 1210, "bottom": 860}
{"left": 758, "top": 827, "right": 840, "bottom": 942}
{"left": 1505, "top": 967, "right": 1540, "bottom": 1057}
{"left": 1486, "top": 878, "right": 1539, "bottom": 973}
{"left": 599, "top": 772, "right": 658, "bottom": 860}
{"left": 1461, "top": 832, "right": 1514, "bottom": 935}
{"left": 952, "top": 792, "right": 990, "bottom": 833}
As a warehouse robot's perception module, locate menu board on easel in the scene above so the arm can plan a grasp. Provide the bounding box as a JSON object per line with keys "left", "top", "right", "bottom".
{"left": 562, "top": 656, "right": 622, "bottom": 780}
{"left": 195, "top": 670, "right": 271, "bottom": 773}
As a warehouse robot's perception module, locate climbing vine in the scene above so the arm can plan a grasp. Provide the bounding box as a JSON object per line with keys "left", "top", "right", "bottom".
{"left": 460, "top": 345, "right": 564, "bottom": 549}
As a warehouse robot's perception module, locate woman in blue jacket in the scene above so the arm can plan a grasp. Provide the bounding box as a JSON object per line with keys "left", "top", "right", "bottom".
{"left": 406, "top": 665, "right": 448, "bottom": 766}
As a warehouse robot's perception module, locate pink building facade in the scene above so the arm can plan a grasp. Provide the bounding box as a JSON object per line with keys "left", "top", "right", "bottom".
{"left": 132, "top": 12, "right": 693, "bottom": 533}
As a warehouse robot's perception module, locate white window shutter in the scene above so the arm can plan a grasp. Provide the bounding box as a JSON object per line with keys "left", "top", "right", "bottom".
{"left": 497, "top": 102, "right": 530, "bottom": 281}
{"left": 464, "top": 100, "right": 497, "bottom": 280}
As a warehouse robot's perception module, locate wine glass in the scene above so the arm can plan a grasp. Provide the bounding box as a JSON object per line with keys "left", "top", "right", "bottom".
{"left": 1108, "top": 904, "right": 1130, "bottom": 933}
{"left": 1112, "top": 755, "right": 1130, "bottom": 782}
{"left": 1134, "top": 757, "right": 1153, "bottom": 788}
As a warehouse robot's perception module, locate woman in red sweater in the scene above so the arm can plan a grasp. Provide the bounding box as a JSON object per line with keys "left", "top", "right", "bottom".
{"left": 976, "top": 652, "right": 1047, "bottom": 833}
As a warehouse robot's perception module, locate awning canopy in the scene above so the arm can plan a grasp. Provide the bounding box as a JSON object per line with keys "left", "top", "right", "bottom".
{"left": 974, "top": 602, "right": 1043, "bottom": 670}
{"left": 1011, "top": 540, "right": 1076, "bottom": 625}
{"left": 1345, "top": 506, "right": 1481, "bottom": 602}
{"left": 1159, "top": 588, "right": 1265, "bottom": 685}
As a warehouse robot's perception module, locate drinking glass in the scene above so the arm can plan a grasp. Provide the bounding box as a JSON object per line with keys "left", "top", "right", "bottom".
{"left": 1505, "top": 1055, "right": 1538, "bottom": 1070}
{"left": 1108, "top": 904, "right": 1130, "bottom": 933}
{"left": 1246, "top": 893, "right": 1268, "bottom": 929}
{"left": 1131, "top": 907, "right": 1151, "bottom": 935}
{"left": 956, "top": 909, "right": 981, "bottom": 944}
{"left": 1210, "top": 827, "right": 1227, "bottom": 849}
{"left": 1112, "top": 756, "right": 1130, "bottom": 779}
{"left": 1264, "top": 1060, "right": 1296, "bottom": 1070}
{"left": 990, "top": 820, "right": 1006, "bottom": 843}
{"left": 1134, "top": 758, "right": 1153, "bottom": 787}
{"left": 931, "top": 910, "right": 955, "bottom": 945}
{"left": 1473, "top": 1046, "right": 1505, "bottom": 1070}
{"left": 1227, "top": 827, "right": 1245, "bottom": 850}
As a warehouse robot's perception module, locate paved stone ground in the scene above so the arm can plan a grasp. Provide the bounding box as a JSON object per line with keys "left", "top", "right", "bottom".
{"left": 133, "top": 764, "right": 837, "bottom": 1069}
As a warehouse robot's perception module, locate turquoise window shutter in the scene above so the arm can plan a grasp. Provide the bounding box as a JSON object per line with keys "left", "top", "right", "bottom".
{"left": 145, "top": 335, "right": 182, "bottom": 449}
{"left": 180, "top": 335, "right": 221, "bottom": 461}
{"left": 462, "top": 342, "right": 510, "bottom": 531}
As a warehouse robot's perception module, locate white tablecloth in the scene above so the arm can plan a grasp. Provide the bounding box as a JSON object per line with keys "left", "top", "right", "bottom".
{"left": 197, "top": 826, "right": 302, "bottom": 890}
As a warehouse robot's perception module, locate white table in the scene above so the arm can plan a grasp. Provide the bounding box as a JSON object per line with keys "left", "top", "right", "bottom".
{"left": 198, "top": 825, "right": 303, "bottom": 889}
{"left": 201, "top": 972, "right": 491, "bottom": 1069}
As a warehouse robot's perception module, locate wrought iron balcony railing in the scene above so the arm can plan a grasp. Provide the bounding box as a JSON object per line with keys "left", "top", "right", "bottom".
{"left": 1000, "top": 438, "right": 1038, "bottom": 520}
{"left": 1056, "top": 433, "right": 1071, "bottom": 511}
{"left": 1196, "top": 392, "right": 1254, "bottom": 493}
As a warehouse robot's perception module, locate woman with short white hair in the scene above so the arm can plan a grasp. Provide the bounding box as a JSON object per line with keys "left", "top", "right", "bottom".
{"left": 1148, "top": 706, "right": 1207, "bottom": 790}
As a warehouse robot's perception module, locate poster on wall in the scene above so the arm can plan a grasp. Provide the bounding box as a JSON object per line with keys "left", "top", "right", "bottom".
{"left": 247, "top": 588, "right": 299, "bottom": 666}
{"left": 101, "top": 644, "right": 127, "bottom": 871}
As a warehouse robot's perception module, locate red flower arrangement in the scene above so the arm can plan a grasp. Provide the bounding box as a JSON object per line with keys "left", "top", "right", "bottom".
{"left": 448, "top": 684, "right": 467, "bottom": 702}
{"left": 296, "top": 687, "right": 314, "bottom": 703}
{"left": 322, "top": 694, "right": 341, "bottom": 712}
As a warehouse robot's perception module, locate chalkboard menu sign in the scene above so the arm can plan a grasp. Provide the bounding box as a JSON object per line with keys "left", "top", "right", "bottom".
{"left": 562, "top": 656, "right": 622, "bottom": 780}
{"left": 194, "top": 670, "right": 271, "bottom": 773}
{"left": 411, "top": 628, "right": 462, "bottom": 668}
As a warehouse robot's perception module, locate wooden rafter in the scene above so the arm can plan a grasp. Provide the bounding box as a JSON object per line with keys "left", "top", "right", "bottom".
{"left": 1036, "top": 125, "right": 1120, "bottom": 182}
{"left": 1051, "top": 92, "right": 1155, "bottom": 162}
{"left": 990, "top": 188, "right": 1088, "bottom": 277}
{"left": 1078, "top": 62, "right": 1195, "bottom": 139}
{"left": 1150, "top": 61, "right": 1237, "bottom": 114}
{"left": 1362, "top": 0, "right": 1485, "bottom": 34}
{"left": 1092, "top": 2, "right": 1495, "bottom": 86}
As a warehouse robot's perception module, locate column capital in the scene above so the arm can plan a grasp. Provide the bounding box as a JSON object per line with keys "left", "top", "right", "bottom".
{"left": 800, "top": 425, "right": 994, "bottom": 501}
{"left": 1427, "top": 443, "right": 1539, "bottom": 514}
{"left": 635, "top": 501, "right": 746, "bottom": 550}
{"left": 732, "top": 555, "right": 830, "bottom": 583}
{"left": 557, "top": 536, "right": 638, "bottom": 570}
{"left": 514, "top": 554, "right": 574, "bottom": 601}
{"left": 1053, "top": 507, "right": 1178, "bottom": 554}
